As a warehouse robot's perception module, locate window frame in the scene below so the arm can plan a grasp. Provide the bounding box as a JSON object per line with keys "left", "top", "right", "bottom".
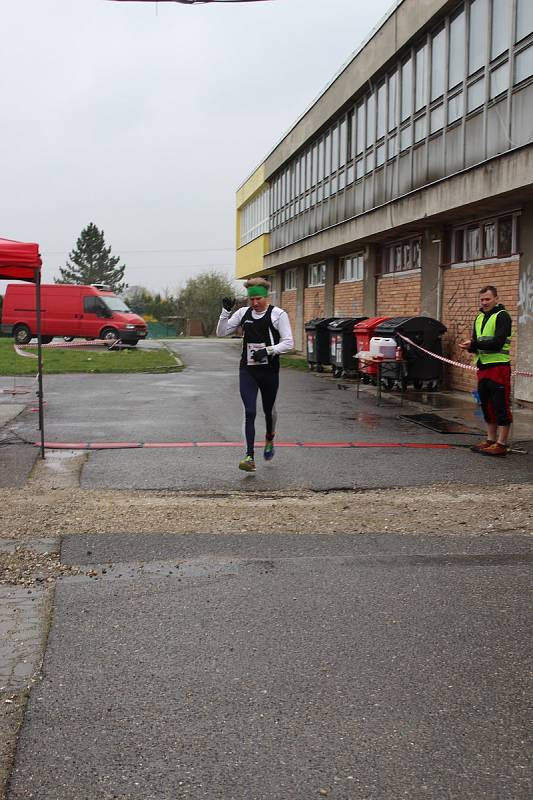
{"left": 307, "top": 262, "right": 327, "bottom": 287}
{"left": 339, "top": 253, "right": 365, "bottom": 283}
{"left": 380, "top": 236, "right": 423, "bottom": 275}
{"left": 283, "top": 268, "right": 297, "bottom": 291}
{"left": 450, "top": 212, "right": 520, "bottom": 263}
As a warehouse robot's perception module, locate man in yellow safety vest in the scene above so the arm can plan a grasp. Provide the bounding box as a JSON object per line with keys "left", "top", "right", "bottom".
{"left": 459, "top": 285, "right": 512, "bottom": 457}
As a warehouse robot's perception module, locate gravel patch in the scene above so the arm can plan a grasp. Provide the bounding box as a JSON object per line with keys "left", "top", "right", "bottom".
{"left": 0, "top": 484, "right": 531, "bottom": 539}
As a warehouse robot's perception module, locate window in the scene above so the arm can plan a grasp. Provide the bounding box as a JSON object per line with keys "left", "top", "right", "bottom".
{"left": 491, "top": 0, "right": 512, "bottom": 60}
{"left": 431, "top": 27, "right": 445, "bottom": 99}
{"left": 516, "top": 0, "right": 533, "bottom": 42}
{"left": 325, "top": 132, "right": 332, "bottom": 177}
{"left": 401, "top": 57, "right": 413, "bottom": 121}
{"left": 412, "top": 240, "right": 422, "bottom": 269}
{"left": 305, "top": 151, "right": 311, "bottom": 190}
{"left": 414, "top": 114, "right": 427, "bottom": 142}
{"left": 448, "top": 92, "right": 464, "bottom": 124}
{"left": 240, "top": 188, "right": 270, "bottom": 246}
{"left": 318, "top": 138, "right": 324, "bottom": 182}
{"left": 469, "top": 0, "right": 488, "bottom": 74}
{"left": 449, "top": 10, "right": 466, "bottom": 89}
{"left": 367, "top": 91, "right": 376, "bottom": 146}
{"left": 308, "top": 262, "right": 326, "bottom": 287}
{"left": 484, "top": 223, "right": 496, "bottom": 257}
{"left": 84, "top": 296, "right": 106, "bottom": 314}
{"left": 490, "top": 61, "right": 509, "bottom": 97}
{"left": 331, "top": 125, "right": 340, "bottom": 171}
{"left": 339, "top": 119, "right": 347, "bottom": 167}
{"left": 347, "top": 110, "right": 355, "bottom": 162}
{"left": 312, "top": 143, "right": 318, "bottom": 186}
{"left": 400, "top": 125, "right": 412, "bottom": 151}
{"left": 283, "top": 268, "right": 296, "bottom": 291}
{"left": 377, "top": 82, "right": 386, "bottom": 139}
{"left": 467, "top": 77, "right": 485, "bottom": 111}
{"left": 415, "top": 43, "right": 428, "bottom": 110}
{"left": 388, "top": 71, "right": 398, "bottom": 131}
{"left": 430, "top": 103, "right": 444, "bottom": 133}
{"left": 339, "top": 253, "right": 364, "bottom": 282}
{"left": 498, "top": 216, "right": 513, "bottom": 255}
{"left": 356, "top": 103, "right": 365, "bottom": 155}
{"left": 450, "top": 213, "right": 518, "bottom": 262}
{"left": 466, "top": 226, "right": 481, "bottom": 260}
{"left": 381, "top": 237, "right": 422, "bottom": 274}
{"left": 515, "top": 45, "right": 533, "bottom": 84}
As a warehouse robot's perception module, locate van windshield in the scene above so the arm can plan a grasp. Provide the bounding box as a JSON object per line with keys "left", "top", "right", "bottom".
{"left": 103, "top": 297, "right": 132, "bottom": 313}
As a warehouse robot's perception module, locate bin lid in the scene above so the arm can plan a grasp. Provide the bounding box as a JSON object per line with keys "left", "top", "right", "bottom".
{"left": 353, "top": 316, "right": 391, "bottom": 333}
{"left": 305, "top": 316, "right": 338, "bottom": 330}
{"left": 328, "top": 316, "right": 367, "bottom": 331}
{"left": 373, "top": 316, "right": 447, "bottom": 336}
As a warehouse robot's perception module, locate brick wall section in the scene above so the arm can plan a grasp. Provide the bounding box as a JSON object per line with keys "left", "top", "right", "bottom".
{"left": 304, "top": 287, "right": 325, "bottom": 325}
{"left": 376, "top": 272, "right": 422, "bottom": 317}
{"left": 441, "top": 260, "right": 519, "bottom": 392}
{"left": 281, "top": 289, "right": 297, "bottom": 340}
{"left": 334, "top": 281, "right": 364, "bottom": 317}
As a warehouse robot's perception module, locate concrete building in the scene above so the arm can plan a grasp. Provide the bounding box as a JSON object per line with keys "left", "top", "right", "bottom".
{"left": 235, "top": 0, "right": 533, "bottom": 403}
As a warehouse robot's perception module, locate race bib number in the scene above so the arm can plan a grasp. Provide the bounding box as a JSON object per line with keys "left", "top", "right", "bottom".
{"left": 247, "top": 342, "right": 268, "bottom": 366}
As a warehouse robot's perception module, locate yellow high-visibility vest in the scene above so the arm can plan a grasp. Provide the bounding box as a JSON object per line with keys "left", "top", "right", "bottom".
{"left": 474, "top": 310, "right": 511, "bottom": 365}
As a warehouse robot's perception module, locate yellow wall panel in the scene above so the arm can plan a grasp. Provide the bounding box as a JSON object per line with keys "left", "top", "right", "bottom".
{"left": 235, "top": 234, "right": 270, "bottom": 280}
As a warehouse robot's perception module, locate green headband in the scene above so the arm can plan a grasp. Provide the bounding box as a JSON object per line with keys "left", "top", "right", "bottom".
{"left": 247, "top": 285, "right": 268, "bottom": 298}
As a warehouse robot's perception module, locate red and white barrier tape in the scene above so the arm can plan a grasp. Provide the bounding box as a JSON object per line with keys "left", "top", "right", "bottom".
{"left": 397, "top": 333, "right": 533, "bottom": 378}
{"left": 14, "top": 345, "right": 38, "bottom": 359}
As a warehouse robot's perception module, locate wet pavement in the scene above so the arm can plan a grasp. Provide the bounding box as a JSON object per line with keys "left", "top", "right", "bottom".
{"left": 1, "top": 338, "right": 532, "bottom": 491}
{"left": 8, "top": 532, "right": 533, "bottom": 800}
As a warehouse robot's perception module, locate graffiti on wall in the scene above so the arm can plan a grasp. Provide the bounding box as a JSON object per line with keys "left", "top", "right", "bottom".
{"left": 444, "top": 278, "right": 479, "bottom": 370}
{"left": 518, "top": 263, "right": 533, "bottom": 325}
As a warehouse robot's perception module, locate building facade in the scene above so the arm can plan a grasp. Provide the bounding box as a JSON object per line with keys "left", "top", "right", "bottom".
{"left": 235, "top": 0, "right": 533, "bottom": 403}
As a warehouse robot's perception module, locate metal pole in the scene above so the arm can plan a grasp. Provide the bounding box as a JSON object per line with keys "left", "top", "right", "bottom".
{"left": 35, "top": 269, "right": 45, "bottom": 459}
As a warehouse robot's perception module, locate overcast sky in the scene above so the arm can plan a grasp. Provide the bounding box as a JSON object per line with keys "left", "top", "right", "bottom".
{"left": 1, "top": 0, "right": 394, "bottom": 296}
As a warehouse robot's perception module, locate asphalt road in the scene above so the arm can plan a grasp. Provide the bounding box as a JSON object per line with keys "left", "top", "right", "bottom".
{"left": 4, "top": 339, "right": 533, "bottom": 490}
{"left": 8, "top": 532, "right": 532, "bottom": 800}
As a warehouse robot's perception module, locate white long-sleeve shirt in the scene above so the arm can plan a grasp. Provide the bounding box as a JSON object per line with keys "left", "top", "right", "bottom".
{"left": 216, "top": 305, "right": 294, "bottom": 355}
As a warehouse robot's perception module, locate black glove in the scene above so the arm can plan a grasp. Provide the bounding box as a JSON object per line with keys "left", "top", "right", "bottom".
{"left": 222, "top": 297, "right": 235, "bottom": 312}
{"left": 251, "top": 347, "right": 268, "bottom": 362}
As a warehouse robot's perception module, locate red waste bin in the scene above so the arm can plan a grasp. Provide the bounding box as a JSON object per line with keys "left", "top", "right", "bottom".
{"left": 353, "top": 316, "right": 391, "bottom": 382}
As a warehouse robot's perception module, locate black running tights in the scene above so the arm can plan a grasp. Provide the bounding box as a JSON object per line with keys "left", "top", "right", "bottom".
{"left": 239, "top": 368, "right": 279, "bottom": 457}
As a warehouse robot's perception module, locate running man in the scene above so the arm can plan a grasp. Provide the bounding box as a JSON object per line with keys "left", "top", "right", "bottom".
{"left": 216, "top": 277, "right": 294, "bottom": 472}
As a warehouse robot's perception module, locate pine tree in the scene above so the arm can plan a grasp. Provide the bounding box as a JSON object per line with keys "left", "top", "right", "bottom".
{"left": 56, "top": 223, "right": 127, "bottom": 293}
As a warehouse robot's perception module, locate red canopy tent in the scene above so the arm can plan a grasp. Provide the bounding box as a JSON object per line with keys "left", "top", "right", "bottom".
{"left": 0, "top": 237, "right": 45, "bottom": 458}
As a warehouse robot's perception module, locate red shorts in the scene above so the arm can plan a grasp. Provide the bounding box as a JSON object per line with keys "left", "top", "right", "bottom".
{"left": 477, "top": 364, "right": 512, "bottom": 426}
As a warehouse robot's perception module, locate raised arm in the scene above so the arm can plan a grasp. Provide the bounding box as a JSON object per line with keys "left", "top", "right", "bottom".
{"left": 216, "top": 305, "right": 245, "bottom": 337}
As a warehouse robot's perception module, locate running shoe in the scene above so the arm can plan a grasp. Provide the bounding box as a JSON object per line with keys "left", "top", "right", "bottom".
{"left": 239, "top": 455, "right": 256, "bottom": 472}
{"left": 470, "top": 439, "right": 496, "bottom": 453}
{"left": 263, "top": 440, "right": 275, "bottom": 461}
{"left": 479, "top": 442, "right": 508, "bottom": 458}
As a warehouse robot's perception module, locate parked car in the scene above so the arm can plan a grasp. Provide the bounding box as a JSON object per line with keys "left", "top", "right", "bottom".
{"left": 0, "top": 283, "right": 148, "bottom": 346}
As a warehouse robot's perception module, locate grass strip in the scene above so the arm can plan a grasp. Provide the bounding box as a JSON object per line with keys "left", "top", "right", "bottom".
{"left": 0, "top": 339, "right": 181, "bottom": 375}
{"left": 280, "top": 354, "right": 309, "bottom": 371}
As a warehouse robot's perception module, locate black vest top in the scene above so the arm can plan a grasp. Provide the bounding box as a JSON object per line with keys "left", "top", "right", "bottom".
{"left": 240, "top": 305, "right": 280, "bottom": 371}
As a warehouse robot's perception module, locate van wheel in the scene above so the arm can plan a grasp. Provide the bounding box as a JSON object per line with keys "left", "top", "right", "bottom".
{"left": 13, "top": 325, "right": 32, "bottom": 345}
{"left": 101, "top": 327, "right": 120, "bottom": 343}
{"left": 63, "top": 336, "right": 75, "bottom": 343}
